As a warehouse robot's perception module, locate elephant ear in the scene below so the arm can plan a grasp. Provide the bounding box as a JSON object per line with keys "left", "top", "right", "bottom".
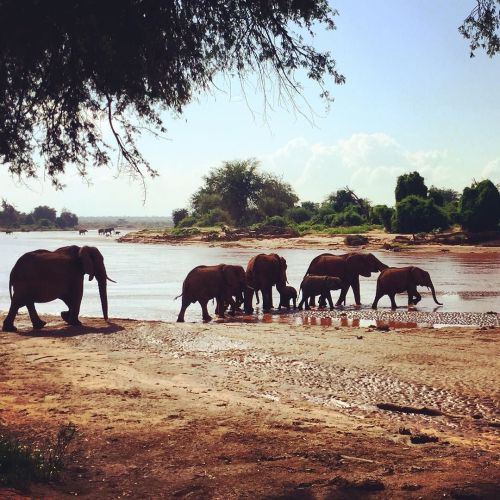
{"left": 410, "top": 266, "right": 426, "bottom": 286}
{"left": 346, "top": 253, "right": 371, "bottom": 277}
{"left": 79, "top": 246, "right": 95, "bottom": 281}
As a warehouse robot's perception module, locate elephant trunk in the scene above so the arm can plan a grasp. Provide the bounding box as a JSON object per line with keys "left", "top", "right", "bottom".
{"left": 97, "top": 272, "right": 108, "bottom": 320}
{"left": 429, "top": 282, "right": 442, "bottom": 305}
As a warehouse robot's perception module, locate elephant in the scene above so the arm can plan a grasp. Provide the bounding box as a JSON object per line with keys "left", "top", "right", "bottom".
{"left": 244, "top": 253, "right": 288, "bottom": 313}
{"left": 176, "top": 264, "right": 248, "bottom": 322}
{"left": 304, "top": 252, "right": 388, "bottom": 307}
{"left": 2, "top": 245, "right": 114, "bottom": 332}
{"left": 298, "top": 276, "right": 343, "bottom": 310}
{"left": 78, "top": 229, "right": 88, "bottom": 235}
{"left": 5, "top": 230, "right": 13, "bottom": 235}
{"left": 371, "top": 266, "right": 442, "bottom": 310}
{"left": 277, "top": 285, "right": 297, "bottom": 310}
{"left": 98, "top": 228, "right": 105, "bottom": 235}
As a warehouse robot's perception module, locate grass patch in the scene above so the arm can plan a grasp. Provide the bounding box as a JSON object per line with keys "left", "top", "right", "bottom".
{"left": 0, "top": 423, "right": 77, "bottom": 491}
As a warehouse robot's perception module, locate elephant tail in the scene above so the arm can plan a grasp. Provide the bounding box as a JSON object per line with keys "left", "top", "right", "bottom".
{"left": 174, "top": 293, "right": 183, "bottom": 301}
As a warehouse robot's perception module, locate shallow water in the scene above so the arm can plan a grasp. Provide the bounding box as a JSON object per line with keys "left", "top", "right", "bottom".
{"left": 0, "top": 230, "right": 499, "bottom": 324}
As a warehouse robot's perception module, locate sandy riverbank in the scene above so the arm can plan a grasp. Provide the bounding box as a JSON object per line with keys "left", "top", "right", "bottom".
{"left": 1, "top": 314, "right": 499, "bottom": 498}
{"left": 118, "top": 229, "right": 500, "bottom": 254}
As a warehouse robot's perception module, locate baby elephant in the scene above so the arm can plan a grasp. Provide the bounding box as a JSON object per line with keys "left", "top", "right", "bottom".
{"left": 277, "top": 285, "right": 297, "bottom": 310}
{"left": 372, "top": 266, "right": 442, "bottom": 309}
{"left": 298, "top": 275, "right": 343, "bottom": 310}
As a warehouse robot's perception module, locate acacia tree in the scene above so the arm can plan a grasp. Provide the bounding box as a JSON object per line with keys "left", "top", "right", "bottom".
{"left": 0, "top": 0, "right": 343, "bottom": 187}
{"left": 460, "top": 0, "right": 500, "bottom": 57}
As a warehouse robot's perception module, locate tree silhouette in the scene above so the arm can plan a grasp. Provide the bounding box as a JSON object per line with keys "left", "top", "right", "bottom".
{"left": 0, "top": 0, "right": 343, "bottom": 186}
{"left": 460, "top": 0, "right": 500, "bottom": 57}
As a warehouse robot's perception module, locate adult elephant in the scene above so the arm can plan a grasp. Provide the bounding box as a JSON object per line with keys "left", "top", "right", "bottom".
{"left": 304, "top": 252, "right": 388, "bottom": 307}
{"left": 372, "top": 266, "right": 442, "bottom": 309}
{"left": 176, "top": 264, "right": 248, "bottom": 322}
{"left": 2, "top": 245, "right": 114, "bottom": 332}
{"left": 78, "top": 229, "right": 88, "bottom": 235}
{"left": 245, "top": 253, "right": 288, "bottom": 312}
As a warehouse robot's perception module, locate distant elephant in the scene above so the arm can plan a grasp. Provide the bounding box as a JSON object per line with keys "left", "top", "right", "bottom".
{"left": 176, "top": 264, "right": 248, "bottom": 322}
{"left": 245, "top": 253, "right": 288, "bottom": 312}
{"left": 304, "top": 252, "right": 388, "bottom": 306}
{"left": 104, "top": 227, "right": 115, "bottom": 236}
{"left": 5, "top": 230, "right": 13, "bottom": 235}
{"left": 2, "top": 245, "right": 115, "bottom": 332}
{"left": 372, "top": 266, "right": 442, "bottom": 310}
{"left": 115, "top": 231, "right": 121, "bottom": 235}
{"left": 298, "top": 276, "right": 343, "bottom": 310}
{"left": 78, "top": 229, "right": 88, "bottom": 235}
{"left": 98, "top": 228, "right": 105, "bottom": 235}
{"left": 277, "top": 285, "right": 297, "bottom": 310}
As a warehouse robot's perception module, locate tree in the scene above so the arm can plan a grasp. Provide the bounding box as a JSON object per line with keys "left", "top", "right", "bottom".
{"left": 172, "top": 209, "right": 189, "bottom": 227}
{"left": 286, "top": 206, "right": 312, "bottom": 224}
{"left": 460, "top": 179, "right": 500, "bottom": 231}
{"left": 324, "top": 188, "right": 370, "bottom": 216}
{"left": 370, "top": 205, "right": 394, "bottom": 231}
{"left": 255, "top": 174, "right": 298, "bottom": 218}
{"left": 395, "top": 172, "right": 428, "bottom": 202}
{"left": 0, "top": 199, "right": 21, "bottom": 227}
{"left": 392, "top": 195, "right": 450, "bottom": 234}
{"left": 428, "top": 187, "right": 459, "bottom": 206}
{"left": 0, "top": 1, "right": 343, "bottom": 186}
{"left": 459, "top": 0, "right": 500, "bottom": 57}
{"left": 32, "top": 205, "right": 57, "bottom": 223}
{"left": 56, "top": 210, "right": 79, "bottom": 228}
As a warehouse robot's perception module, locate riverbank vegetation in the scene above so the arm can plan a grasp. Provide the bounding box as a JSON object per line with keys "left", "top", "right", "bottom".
{"left": 0, "top": 201, "right": 78, "bottom": 231}
{"left": 171, "top": 160, "right": 500, "bottom": 238}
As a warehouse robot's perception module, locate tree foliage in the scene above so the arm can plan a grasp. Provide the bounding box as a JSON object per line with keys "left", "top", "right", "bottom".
{"left": 395, "top": 172, "right": 428, "bottom": 202}
{"left": 0, "top": 0, "right": 343, "bottom": 186}
{"left": 172, "top": 209, "right": 189, "bottom": 227}
{"left": 392, "top": 195, "right": 450, "bottom": 234}
{"left": 460, "top": 179, "right": 500, "bottom": 231}
{"left": 459, "top": 0, "right": 500, "bottom": 57}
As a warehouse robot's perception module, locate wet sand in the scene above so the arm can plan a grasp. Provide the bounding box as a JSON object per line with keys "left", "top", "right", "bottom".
{"left": 1, "top": 314, "right": 499, "bottom": 498}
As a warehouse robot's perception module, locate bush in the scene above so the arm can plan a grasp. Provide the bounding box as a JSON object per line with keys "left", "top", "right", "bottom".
{"left": 197, "top": 208, "right": 232, "bottom": 227}
{"left": 172, "top": 208, "right": 189, "bottom": 227}
{"left": 459, "top": 179, "right": 500, "bottom": 232}
{"left": 0, "top": 423, "right": 76, "bottom": 490}
{"left": 177, "top": 215, "right": 198, "bottom": 228}
{"left": 395, "top": 171, "right": 428, "bottom": 202}
{"left": 38, "top": 218, "right": 51, "bottom": 228}
{"left": 286, "top": 206, "right": 311, "bottom": 224}
{"left": 259, "top": 215, "right": 288, "bottom": 228}
{"left": 334, "top": 208, "right": 364, "bottom": 227}
{"left": 392, "top": 195, "right": 450, "bottom": 234}
{"left": 170, "top": 227, "right": 201, "bottom": 237}
{"left": 370, "top": 205, "right": 394, "bottom": 231}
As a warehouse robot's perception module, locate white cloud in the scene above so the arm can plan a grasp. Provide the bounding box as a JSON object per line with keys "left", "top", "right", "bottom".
{"left": 259, "top": 133, "right": 479, "bottom": 205}
{"left": 481, "top": 159, "right": 500, "bottom": 183}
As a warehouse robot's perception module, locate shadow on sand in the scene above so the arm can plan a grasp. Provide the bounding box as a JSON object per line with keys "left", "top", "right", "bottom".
{"left": 18, "top": 321, "right": 125, "bottom": 338}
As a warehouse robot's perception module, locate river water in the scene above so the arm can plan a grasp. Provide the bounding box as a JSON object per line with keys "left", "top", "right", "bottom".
{"left": 0, "top": 231, "right": 499, "bottom": 324}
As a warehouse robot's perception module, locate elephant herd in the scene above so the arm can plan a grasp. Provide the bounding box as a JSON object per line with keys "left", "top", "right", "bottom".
{"left": 1, "top": 246, "right": 442, "bottom": 332}
{"left": 175, "top": 252, "right": 442, "bottom": 322}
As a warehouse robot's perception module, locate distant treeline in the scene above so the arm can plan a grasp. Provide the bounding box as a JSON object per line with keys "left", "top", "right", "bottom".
{"left": 79, "top": 216, "right": 172, "bottom": 229}
{"left": 0, "top": 201, "right": 78, "bottom": 230}
{"left": 172, "top": 159, "right": 500, "bottom": 235}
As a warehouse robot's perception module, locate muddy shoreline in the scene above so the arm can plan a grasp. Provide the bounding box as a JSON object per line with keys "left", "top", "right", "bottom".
{"left": 1, "top": 314, "right": 499, "bottom": 498}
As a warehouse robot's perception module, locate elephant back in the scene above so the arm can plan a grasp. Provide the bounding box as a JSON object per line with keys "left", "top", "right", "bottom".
{"left": 306, "top": 254, "right": 345, "bottom": 279}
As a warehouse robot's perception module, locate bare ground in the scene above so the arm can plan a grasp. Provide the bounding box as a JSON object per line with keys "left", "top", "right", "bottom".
{"left": 1, "top": 314, "right": 499, "bottom": 499}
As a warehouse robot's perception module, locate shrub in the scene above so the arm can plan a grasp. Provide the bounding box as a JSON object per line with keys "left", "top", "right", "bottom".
{"left": 197, "top": 208, "right": 232, "bottom": 227}
{"left": 392, "top": 195, "right": 450, "bottom": 234}
{"left": 286, "top": 206, "right": 311, "bottom": 224}
{"left": 170, "top": 227, "right": 201, "bottom": 237}
{"left": 459, "top": 179, "right": 500, "bottom": 232}
{"left": 177, "top": 215, "right": 198, "bottom": 228}
{"left": 370, "top": 205, "right": 394, "bottom": 231}
{"left": 260, "top": 215, "right": 288, "bottom": 228}
{"left": 0, "top": 423, "right": 76, "bottom": 490}
{"left": 172, "top": 208, "right": 189, "bottom": 227}
{"left": 395, "top": 171, "right": 428, "bottom": 202}
{"left": 334, "top": 208, "right": 364, "bottom": 227}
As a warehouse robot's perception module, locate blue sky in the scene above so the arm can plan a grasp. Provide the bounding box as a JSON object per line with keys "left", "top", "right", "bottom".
{"left": 2, "top": 0, "right": 499, "bottom": 216}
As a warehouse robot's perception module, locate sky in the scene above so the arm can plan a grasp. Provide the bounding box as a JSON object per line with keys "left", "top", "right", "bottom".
{"left": 1, "top": 0, "right": 499, "bottom": 216}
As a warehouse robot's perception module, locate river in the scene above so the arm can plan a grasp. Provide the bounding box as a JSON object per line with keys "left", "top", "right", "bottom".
{"left": 0, "top": 231, "right": 499, "bottom": 324}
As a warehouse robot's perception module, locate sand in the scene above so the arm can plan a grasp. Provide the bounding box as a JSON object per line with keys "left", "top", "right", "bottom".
{"left": 1, "top": 313, "right": 499, "bottom": 498}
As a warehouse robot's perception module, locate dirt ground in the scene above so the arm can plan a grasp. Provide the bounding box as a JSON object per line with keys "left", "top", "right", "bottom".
{"left": 1, "top": 314, "right": 499, "bottom": 499}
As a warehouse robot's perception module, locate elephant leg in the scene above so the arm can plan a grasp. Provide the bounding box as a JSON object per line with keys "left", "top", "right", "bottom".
{"left": 292, "top": 297, "right": 297, "bottom": 309}
{"left": 390, "top": 294, "right": 398, "bottom": 309}
{"left": 200, "top": 299, "right": 212, "bottom": 322}
{"left": 304, "top": 294, "right": 311, "bottom": 310}
{"left": 2, "top": 297, "right": 22, "bottom": 332}
{"left": 326, "top": 292, "right": 334, "bottom": 310}
{"left": 61, "top": 298, "right": 82, "bottom": 326}
{"left": 297, "top": 296, "right": 305, "bottom": 310}
{"left": 352, "top": 278, "right": 361, "bottom": 305}
{"left": 372, "top": 293, "right": 383, "bottom": 309}
{"left": 413, "top": 291, "right": 422, "bottom": 305}
{"left": 318, "top": 294, "right": 327, "bottom": 308}
{"left": 27, "top": 303, "right": 46, "bottom": 329}
{"left": 262, "top": 287, "right": 272, "bottom": 311}
{"left": 336, "top": 286, "right": 349, "bottom": 307}
{"left": 309, "top": 296, "right": 316, "bottom": 307}
{"left": 176, "top": 298, "right": 190, "bottom": 322}
{"left": 244, "top": 289, "right": 254, "bottom": 314}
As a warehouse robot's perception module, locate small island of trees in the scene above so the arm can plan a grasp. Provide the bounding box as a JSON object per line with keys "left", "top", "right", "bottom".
{"left": 171, "top": 159, "right": 500, "bottom": 239}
